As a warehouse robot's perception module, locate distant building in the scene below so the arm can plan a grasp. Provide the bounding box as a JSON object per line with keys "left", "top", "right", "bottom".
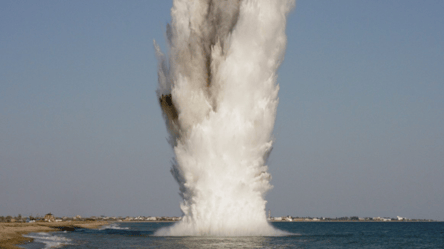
{"left": 292, "top": 217, "right": 305, "bottom": 221}
{"left": 44, "top": 213, "right": 55, "bottom": 222}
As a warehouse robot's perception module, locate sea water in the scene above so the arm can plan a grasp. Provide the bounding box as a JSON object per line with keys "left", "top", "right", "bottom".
{"left": 20, "top": 222, "right": 444, "bottom": 248}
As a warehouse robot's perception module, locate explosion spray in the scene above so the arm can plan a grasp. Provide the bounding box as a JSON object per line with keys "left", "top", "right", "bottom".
{"left": 154, "top": 0, "right": 294, "bottom": 236}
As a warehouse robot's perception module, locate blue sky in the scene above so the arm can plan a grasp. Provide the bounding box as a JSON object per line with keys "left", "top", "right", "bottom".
{"left": 1, "top": 1, "right": 443, "bottom": 220}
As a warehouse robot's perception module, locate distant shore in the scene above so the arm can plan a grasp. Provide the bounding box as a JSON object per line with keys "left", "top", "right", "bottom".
{"left": 0, "top": 221, "right": 108, "bottom": 249}
{"left": 116, "top": 220, "right": 440, "bottom": 223}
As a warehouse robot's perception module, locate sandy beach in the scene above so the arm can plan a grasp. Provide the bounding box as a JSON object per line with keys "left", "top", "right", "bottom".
{"left": 0, "top": 221, "right": 108, "bottom": 249}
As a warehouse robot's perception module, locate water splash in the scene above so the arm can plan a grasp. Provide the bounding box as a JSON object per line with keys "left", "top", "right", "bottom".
{"left": 99, "top": 223, "right": 130, "bottom": 230}
{"left": 154, "top": 0, "right": 295, "bottom": 236}
{"left": 23, "top": 232, "right": 72, "bottom": 248}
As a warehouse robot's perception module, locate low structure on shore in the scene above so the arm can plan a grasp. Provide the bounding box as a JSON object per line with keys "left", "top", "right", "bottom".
{"left": 0, "top": 214, "right": 436, "bottom": 224}
{"left": 268, "top": 216, "right": 435, "bottom": 222}
{"left": 44, "top": 213, "right": 55, "bottom": 222}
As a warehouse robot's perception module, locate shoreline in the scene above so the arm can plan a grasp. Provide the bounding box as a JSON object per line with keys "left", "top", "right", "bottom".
{"left": 115, "top": 220, "right": 440, "bottom": 223}
{"left": 0, "top": 221, "right": 108, "bottom": 249}
{"left": 2, "top": 220, "right": 439, "bottom": 248}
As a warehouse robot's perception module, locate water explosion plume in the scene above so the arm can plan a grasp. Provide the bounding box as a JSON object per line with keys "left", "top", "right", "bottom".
{"left": 154, "top": 0, "right": 295, "bottom": 236}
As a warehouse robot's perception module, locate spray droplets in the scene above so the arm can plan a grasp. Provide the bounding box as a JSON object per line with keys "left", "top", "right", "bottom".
{"left": 155, "top": 0, "right": 295, "bottom": 236}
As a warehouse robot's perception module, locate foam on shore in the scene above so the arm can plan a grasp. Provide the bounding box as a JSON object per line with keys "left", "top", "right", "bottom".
{"left": 23, "top": 232, "right": 71, "bottom": 248}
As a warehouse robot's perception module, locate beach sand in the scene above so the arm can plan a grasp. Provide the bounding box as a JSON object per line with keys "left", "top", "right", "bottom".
{"left": 0, "top": 221, "right": 108, "bottom": 249}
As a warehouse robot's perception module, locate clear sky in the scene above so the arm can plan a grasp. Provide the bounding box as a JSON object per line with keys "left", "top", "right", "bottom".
{"left": 1, "top": 1, "right": 443, "bottom": 220}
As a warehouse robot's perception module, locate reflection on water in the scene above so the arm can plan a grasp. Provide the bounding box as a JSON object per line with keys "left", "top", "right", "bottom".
{"left": 152, "top": 236, "right": 272, "bottom": 249}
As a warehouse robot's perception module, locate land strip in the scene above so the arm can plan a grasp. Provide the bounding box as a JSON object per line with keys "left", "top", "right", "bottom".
{"left": 0, "top": 221, "right": 108, "bottom": 249}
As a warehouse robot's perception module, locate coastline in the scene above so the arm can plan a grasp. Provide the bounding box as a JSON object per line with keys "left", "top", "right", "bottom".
{"left": 0, "top": 221, "right": 108, "bottom": 249}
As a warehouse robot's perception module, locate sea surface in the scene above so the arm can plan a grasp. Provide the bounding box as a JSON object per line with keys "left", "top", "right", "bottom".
{"left": 21, "top": 222, "right": 444, "bottom": 248}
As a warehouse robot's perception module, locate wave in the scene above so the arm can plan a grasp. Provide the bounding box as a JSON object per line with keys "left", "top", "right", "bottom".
{"left": 23, "top": 232, "right": 71, "bottom": 248}
{"left": 99, "top": 223, "right": 130, "bottom": 230}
